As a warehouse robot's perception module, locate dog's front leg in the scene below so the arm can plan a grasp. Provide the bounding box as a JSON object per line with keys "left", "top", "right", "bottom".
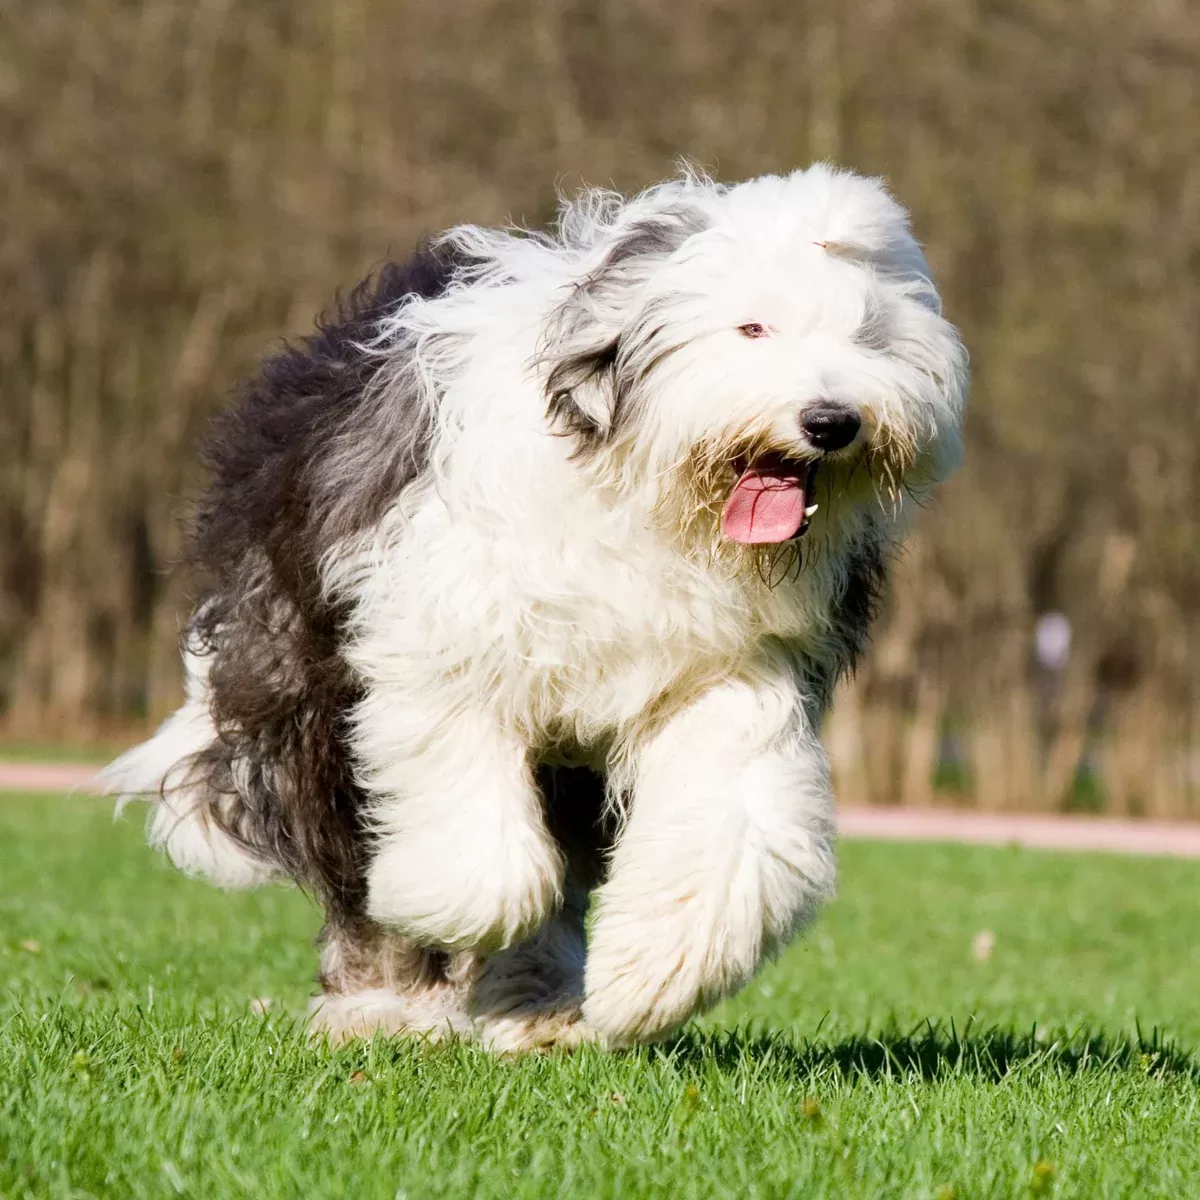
{"left": 363, "top": 706, "right": 565, "bottom": 954}
{"left": 583, "top": 671, "right": 836, "bottom": 1046}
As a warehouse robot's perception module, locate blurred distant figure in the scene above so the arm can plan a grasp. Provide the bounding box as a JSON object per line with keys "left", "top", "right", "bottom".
{"left": 1033, "top": 611, "right": 1071, "bottom": 763}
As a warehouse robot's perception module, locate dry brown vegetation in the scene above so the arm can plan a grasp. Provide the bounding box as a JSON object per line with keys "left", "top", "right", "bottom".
{"left": 2, "top": 0, "right": 1198, "bottom": 814}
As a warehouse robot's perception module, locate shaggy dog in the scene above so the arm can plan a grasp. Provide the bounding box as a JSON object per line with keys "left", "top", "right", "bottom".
{"left": 102, "top": 165, "right": 967, "bottom": 1052}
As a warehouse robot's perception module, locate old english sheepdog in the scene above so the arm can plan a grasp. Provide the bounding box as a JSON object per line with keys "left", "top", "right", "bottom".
{"left": 102, "top": 165, "right": 967, "bottom": 1052}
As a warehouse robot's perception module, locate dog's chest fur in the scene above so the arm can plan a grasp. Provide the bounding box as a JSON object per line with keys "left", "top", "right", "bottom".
{"left": 336, "top": 470, "right": 860, "bottom": 762}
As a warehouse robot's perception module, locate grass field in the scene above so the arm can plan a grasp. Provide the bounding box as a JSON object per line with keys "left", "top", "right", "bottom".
{"left": 2, "top": 795, "right": 1199, "bottom": 1198}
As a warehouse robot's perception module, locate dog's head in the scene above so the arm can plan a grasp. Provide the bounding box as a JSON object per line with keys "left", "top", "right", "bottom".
{"left": 541, "top": 165, "right": 968, "bottom": 554}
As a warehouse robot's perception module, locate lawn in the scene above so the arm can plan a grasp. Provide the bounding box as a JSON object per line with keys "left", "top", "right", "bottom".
{"left": 2, "top": 794, "right": 1198, "bottom": 1198}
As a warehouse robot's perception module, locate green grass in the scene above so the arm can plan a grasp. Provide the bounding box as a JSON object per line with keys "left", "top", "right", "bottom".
{"left": 0, "top": 741, "right": 115, "bottom": 765}
{"left": 2, "top": 796, "right": 1199, "bottom": 1198}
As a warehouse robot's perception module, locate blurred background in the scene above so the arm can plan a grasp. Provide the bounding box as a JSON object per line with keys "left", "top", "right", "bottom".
{"left": 2, "top": 0, "right": 1197, "bottom": 815}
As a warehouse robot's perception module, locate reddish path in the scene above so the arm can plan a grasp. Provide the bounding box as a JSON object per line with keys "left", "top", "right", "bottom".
{"left": 837, "top": 805, "right": 1200, "bottom": 859}
{"left": 4, "top": 761, "right": 1200, "bottom": 859}
{"left": 0, "top": 762, "right": 103, "bottom": 793}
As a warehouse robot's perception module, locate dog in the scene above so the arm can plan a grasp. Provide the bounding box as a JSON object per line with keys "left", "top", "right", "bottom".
{"left": 102, "top": 164, "right": 968, "bottom": 1052}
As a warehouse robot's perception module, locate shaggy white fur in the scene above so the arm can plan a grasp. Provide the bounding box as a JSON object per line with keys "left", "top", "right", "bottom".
{"left": 331, "top": 165, "right": 964, "bottom": 1045}
{"left": 103, "top": 164, "right": 967, "bottom": 1049}
{"left": 100, "top": 648, "right": 278, "bottom": 890}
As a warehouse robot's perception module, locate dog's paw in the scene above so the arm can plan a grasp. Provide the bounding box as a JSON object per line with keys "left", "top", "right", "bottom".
{"left": 366, "top": 826, "right": 564, "bottom": 954}
{"left": 477, "top": 1005, "right": 598, "bottom": 1055}
{"left": 581, "top": 942, "right": 699, "bottom": 1048}
{"left": 582, "top": 906, "right": 760, "bottom": 1047}
{"left": 307, "top": 988, "right": 473, "bottom": 1047}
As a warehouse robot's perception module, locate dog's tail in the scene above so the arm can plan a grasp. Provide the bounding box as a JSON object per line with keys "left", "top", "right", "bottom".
{"left": 96, "top": 650, "right": 278, "bottom": 890}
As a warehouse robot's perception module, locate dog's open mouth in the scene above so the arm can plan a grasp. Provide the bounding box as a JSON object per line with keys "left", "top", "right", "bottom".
{"left": 721, "top": 453, "right": 819, "bottom": 544}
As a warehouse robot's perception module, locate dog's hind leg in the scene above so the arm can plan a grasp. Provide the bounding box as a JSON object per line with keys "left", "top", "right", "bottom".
{"left": 469, "top": 883, "right": 596, "bottom": 1053}
{"left": 469, "top": 763, "right": 611, "bottom": 1053}
{"left": 307, "top": 918, "right": 474, "bottom": 1046}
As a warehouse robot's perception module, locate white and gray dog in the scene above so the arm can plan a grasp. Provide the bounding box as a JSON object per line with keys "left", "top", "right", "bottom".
{"left": 103, "top": 165, "right": 967, "bottom": 1052}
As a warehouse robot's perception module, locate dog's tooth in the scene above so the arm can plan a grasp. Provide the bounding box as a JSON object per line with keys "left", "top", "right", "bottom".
{"left": 804, "top": 503, "right": 819, "bottom": 517}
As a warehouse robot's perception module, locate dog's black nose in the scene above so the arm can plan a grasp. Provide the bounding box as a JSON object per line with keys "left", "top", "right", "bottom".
{"left": 800, "top": 402, "right": 861, "bottom": 452}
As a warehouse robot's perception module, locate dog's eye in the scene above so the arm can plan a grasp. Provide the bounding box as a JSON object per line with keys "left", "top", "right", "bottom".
{"left": 737, "top": 322, "right": 771, "bottom": 339}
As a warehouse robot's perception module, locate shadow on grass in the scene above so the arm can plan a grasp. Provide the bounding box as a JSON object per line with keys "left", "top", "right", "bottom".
{"left": 654, "top": 1020, "right": 1200, "bottom": 1084}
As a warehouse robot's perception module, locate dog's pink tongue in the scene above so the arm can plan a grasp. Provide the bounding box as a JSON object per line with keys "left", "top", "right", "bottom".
{"left": 721, "top": 469, "right": 807, "bottom": 544}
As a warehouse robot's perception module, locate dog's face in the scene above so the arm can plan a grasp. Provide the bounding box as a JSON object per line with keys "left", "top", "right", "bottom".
{"left": 543, "top": 166, "right": 968, "bottom": 548}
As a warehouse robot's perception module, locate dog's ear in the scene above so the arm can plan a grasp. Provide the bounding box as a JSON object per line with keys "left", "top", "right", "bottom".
{"left": 542, "top": 206, "right": 708, "bottom": 445}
